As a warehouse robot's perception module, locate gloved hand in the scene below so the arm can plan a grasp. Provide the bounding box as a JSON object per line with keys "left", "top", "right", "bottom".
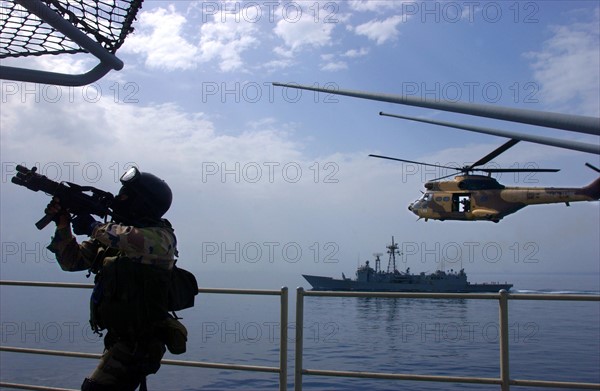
{"left": 45, "top": 198, "right": 70, "bottom": 226}
{"left": 71, "top": 214, "right": 100, "bottom": 236}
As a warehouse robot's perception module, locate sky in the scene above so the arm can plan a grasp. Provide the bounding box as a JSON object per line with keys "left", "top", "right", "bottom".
{"left": 1, "top": 0, "right": 599, "bottom": 292}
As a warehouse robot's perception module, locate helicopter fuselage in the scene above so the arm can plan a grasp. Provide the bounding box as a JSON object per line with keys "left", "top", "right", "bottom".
{"left": 409, "top": 175, "right": 600, "bottom": 222}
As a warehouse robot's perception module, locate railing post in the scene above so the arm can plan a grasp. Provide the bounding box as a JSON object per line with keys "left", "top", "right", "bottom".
{"left": 294, "top": 287, "right": 305, "bottom": 391}
{"left": 499, "top": 289, "right": 510, "bottom": 391}
{"left": 280, "top": 287, "right": 288, "bottom": 391}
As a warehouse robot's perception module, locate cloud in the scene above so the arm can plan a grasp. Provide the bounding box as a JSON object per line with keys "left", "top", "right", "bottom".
{"left": 198, "top": 7, "right": 260, "bottom": 72}
{"left": 263, "top": 57, "right": 295, "bottom": 72}
{"left": 121, "top": 4, "right": 261, "bottom": 72}
{"left": 353, "top": 15, "right": 404, "bottom": 45}
{"left": 121, "top": 5, "right": 199, "bottom": 71}
{"left": 273, "top": 5, "right": 336, "bottom": 52}
{"left": 318, "top": 54, "right": 346, "bottom": 71}
{"left": 321, "top": 60, "right": 348, "bottom": 72}
{"left": 343, "top": 47, "right": 370, "bottom": 58}
{"left": 0, "top": 89, "right": 313, "bottom": 192}
{"left": 524, "top": 9, "right": 600, "bottom": 116}
{"left": 315, "top": 46, "right": 368, "bottom": 71}
{"left": 348, "top": 0, "right": 408, "bottom": 13}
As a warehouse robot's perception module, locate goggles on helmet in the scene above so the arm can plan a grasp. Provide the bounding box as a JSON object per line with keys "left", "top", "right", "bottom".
{"left": 120, "top": 167, "right": 140, "bottom": 185}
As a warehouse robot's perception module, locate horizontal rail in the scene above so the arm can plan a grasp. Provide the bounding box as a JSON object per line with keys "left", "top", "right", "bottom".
{"left": 511, "top": 379, "right": 600, "bottom": 390}
{"left": 303, "top": 290, "right": 600, "bottom": 301}
{"left": 0, "top": 382, "right": 77, "bottom": 391}
{"left": 198, "top": 287, "right": 283, "bottom": 296}
{"left": 303, "top": 290, "right": 497, "bottom": 299}
{"left": 1, "top": 345, "right": 281, "bottom": 374}
{"left": 162, "top": 357, "right": 280, "bottom": 373}
{"left": 0, "top": 280, "right": 284, "bottom": 296}
{"left": 0, "top": 280, "right": 93, "bottom": 289}
{"left": 303, "top": 368, "right": 501, "bottom": 385}
{"left": 506, "top": 293, "right": 600, "bottom": 301}
{"left": 1, "top": 346, "right": 100, "bottom": 360}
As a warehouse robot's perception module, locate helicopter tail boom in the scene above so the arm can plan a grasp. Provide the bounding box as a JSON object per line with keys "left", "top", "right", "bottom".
{"left": 499, "top": 178, "right": 600, "bottom": 206}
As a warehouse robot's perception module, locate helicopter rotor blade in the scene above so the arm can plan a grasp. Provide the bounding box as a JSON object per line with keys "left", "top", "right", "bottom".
{"left": 468, "top": 139, "right": 520, "bottom": 170}
{"left": 431, "top": 172, "right": 462, "bottom": 181}
{"left": 368, "top": 154, "right": 460, "bottom": 171}
{"left": 478, "top": 168, "right": 560, "bottom": 173}
{"left": 585, "top": 162, "right": 600, "bottom": 173}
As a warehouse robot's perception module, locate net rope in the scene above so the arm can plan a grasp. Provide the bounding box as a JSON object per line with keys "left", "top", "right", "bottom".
{"left": 0, "top": 0, "right": 143, "bottom": 59}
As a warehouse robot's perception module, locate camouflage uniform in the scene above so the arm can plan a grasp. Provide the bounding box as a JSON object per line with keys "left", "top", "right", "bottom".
{"left": 48, "top": 221, "right": 177, "bottom": 391}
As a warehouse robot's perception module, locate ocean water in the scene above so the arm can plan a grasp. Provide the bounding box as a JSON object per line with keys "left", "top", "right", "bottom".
{"left": 1, "top": 279, "right": 599, "bottom": 391}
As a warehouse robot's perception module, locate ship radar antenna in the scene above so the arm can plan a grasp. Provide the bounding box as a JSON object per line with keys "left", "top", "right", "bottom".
{"left": 373, "top": 253, "right": 383, "bottom": 273}
{"left": 386, "top": 236, "right": 401, "bottom": 273}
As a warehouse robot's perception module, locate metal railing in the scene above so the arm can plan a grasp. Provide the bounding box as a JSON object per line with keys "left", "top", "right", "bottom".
{"left": 0, "top": 280, "right": 288, "bottom": 391}
{"left": 294, "top": 288, "right": 600, "bottom": 391}
{"left": 2, "top": 281, "right": 599, "bottom": 390}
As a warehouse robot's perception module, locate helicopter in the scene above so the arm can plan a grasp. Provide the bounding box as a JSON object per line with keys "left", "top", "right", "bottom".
{"left": 370, "top": 139, "right": 600, "bottom": 222}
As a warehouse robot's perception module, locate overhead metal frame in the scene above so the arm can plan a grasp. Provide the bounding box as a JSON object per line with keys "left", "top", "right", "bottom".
{"left": 379, "top": 112, "right": 600, "bottom": 155}
{"left": 273, "top": 83, "right": 600, "bottom": 136}
{"left": 272, "top": 83, "right": 600, "bottom": 155}
{"left": 0, "top": 0, "right": 124, "bottom": 86}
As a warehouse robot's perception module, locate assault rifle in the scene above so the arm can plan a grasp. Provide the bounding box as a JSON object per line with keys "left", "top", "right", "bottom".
{"left": 11, "top": 165, "right": 115, "bottom": 230}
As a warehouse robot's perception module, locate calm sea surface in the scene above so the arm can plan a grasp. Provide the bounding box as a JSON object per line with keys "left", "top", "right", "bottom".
{"left": 1, "top": 276, "right": 599, "bottom": 391}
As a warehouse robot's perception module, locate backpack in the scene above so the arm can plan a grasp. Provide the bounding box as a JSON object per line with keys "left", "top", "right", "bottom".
{"left": 167, "top": 263, "right": 199, "bottom": 312}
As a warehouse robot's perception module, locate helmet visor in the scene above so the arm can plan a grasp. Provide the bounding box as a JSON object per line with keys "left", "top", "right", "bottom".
{"left": 120, "top": 167, "right": 140, "bottom": 185}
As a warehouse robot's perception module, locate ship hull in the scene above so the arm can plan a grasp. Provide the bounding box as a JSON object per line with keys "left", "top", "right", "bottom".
{"left": 302, "top": 274, "right": 512, "bottom": 293}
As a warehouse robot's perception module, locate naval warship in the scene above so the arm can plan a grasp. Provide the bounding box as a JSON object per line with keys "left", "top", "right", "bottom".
{"left": 303, "top": 237, "right": 513, "bottom": 293}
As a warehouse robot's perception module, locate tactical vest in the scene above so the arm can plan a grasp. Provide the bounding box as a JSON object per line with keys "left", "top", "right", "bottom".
{"left": 90, "top": 251, "right": 172, "bottom": 340}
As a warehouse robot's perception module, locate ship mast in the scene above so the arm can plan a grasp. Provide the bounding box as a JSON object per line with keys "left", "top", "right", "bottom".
{"left": 387, "top": 236, "right": 400, "bottom": 273}
{"left": 373, "top": 253, "right": 383, "bottom": 273}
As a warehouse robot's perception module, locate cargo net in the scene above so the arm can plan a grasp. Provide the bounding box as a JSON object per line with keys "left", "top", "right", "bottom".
{"left": 0, "top": 0, "right": 143, "bottom": 59}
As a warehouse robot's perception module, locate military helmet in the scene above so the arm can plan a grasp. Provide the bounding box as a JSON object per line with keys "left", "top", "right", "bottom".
{"left": 113, "top": 167, "right": 172, "bottom": 223}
